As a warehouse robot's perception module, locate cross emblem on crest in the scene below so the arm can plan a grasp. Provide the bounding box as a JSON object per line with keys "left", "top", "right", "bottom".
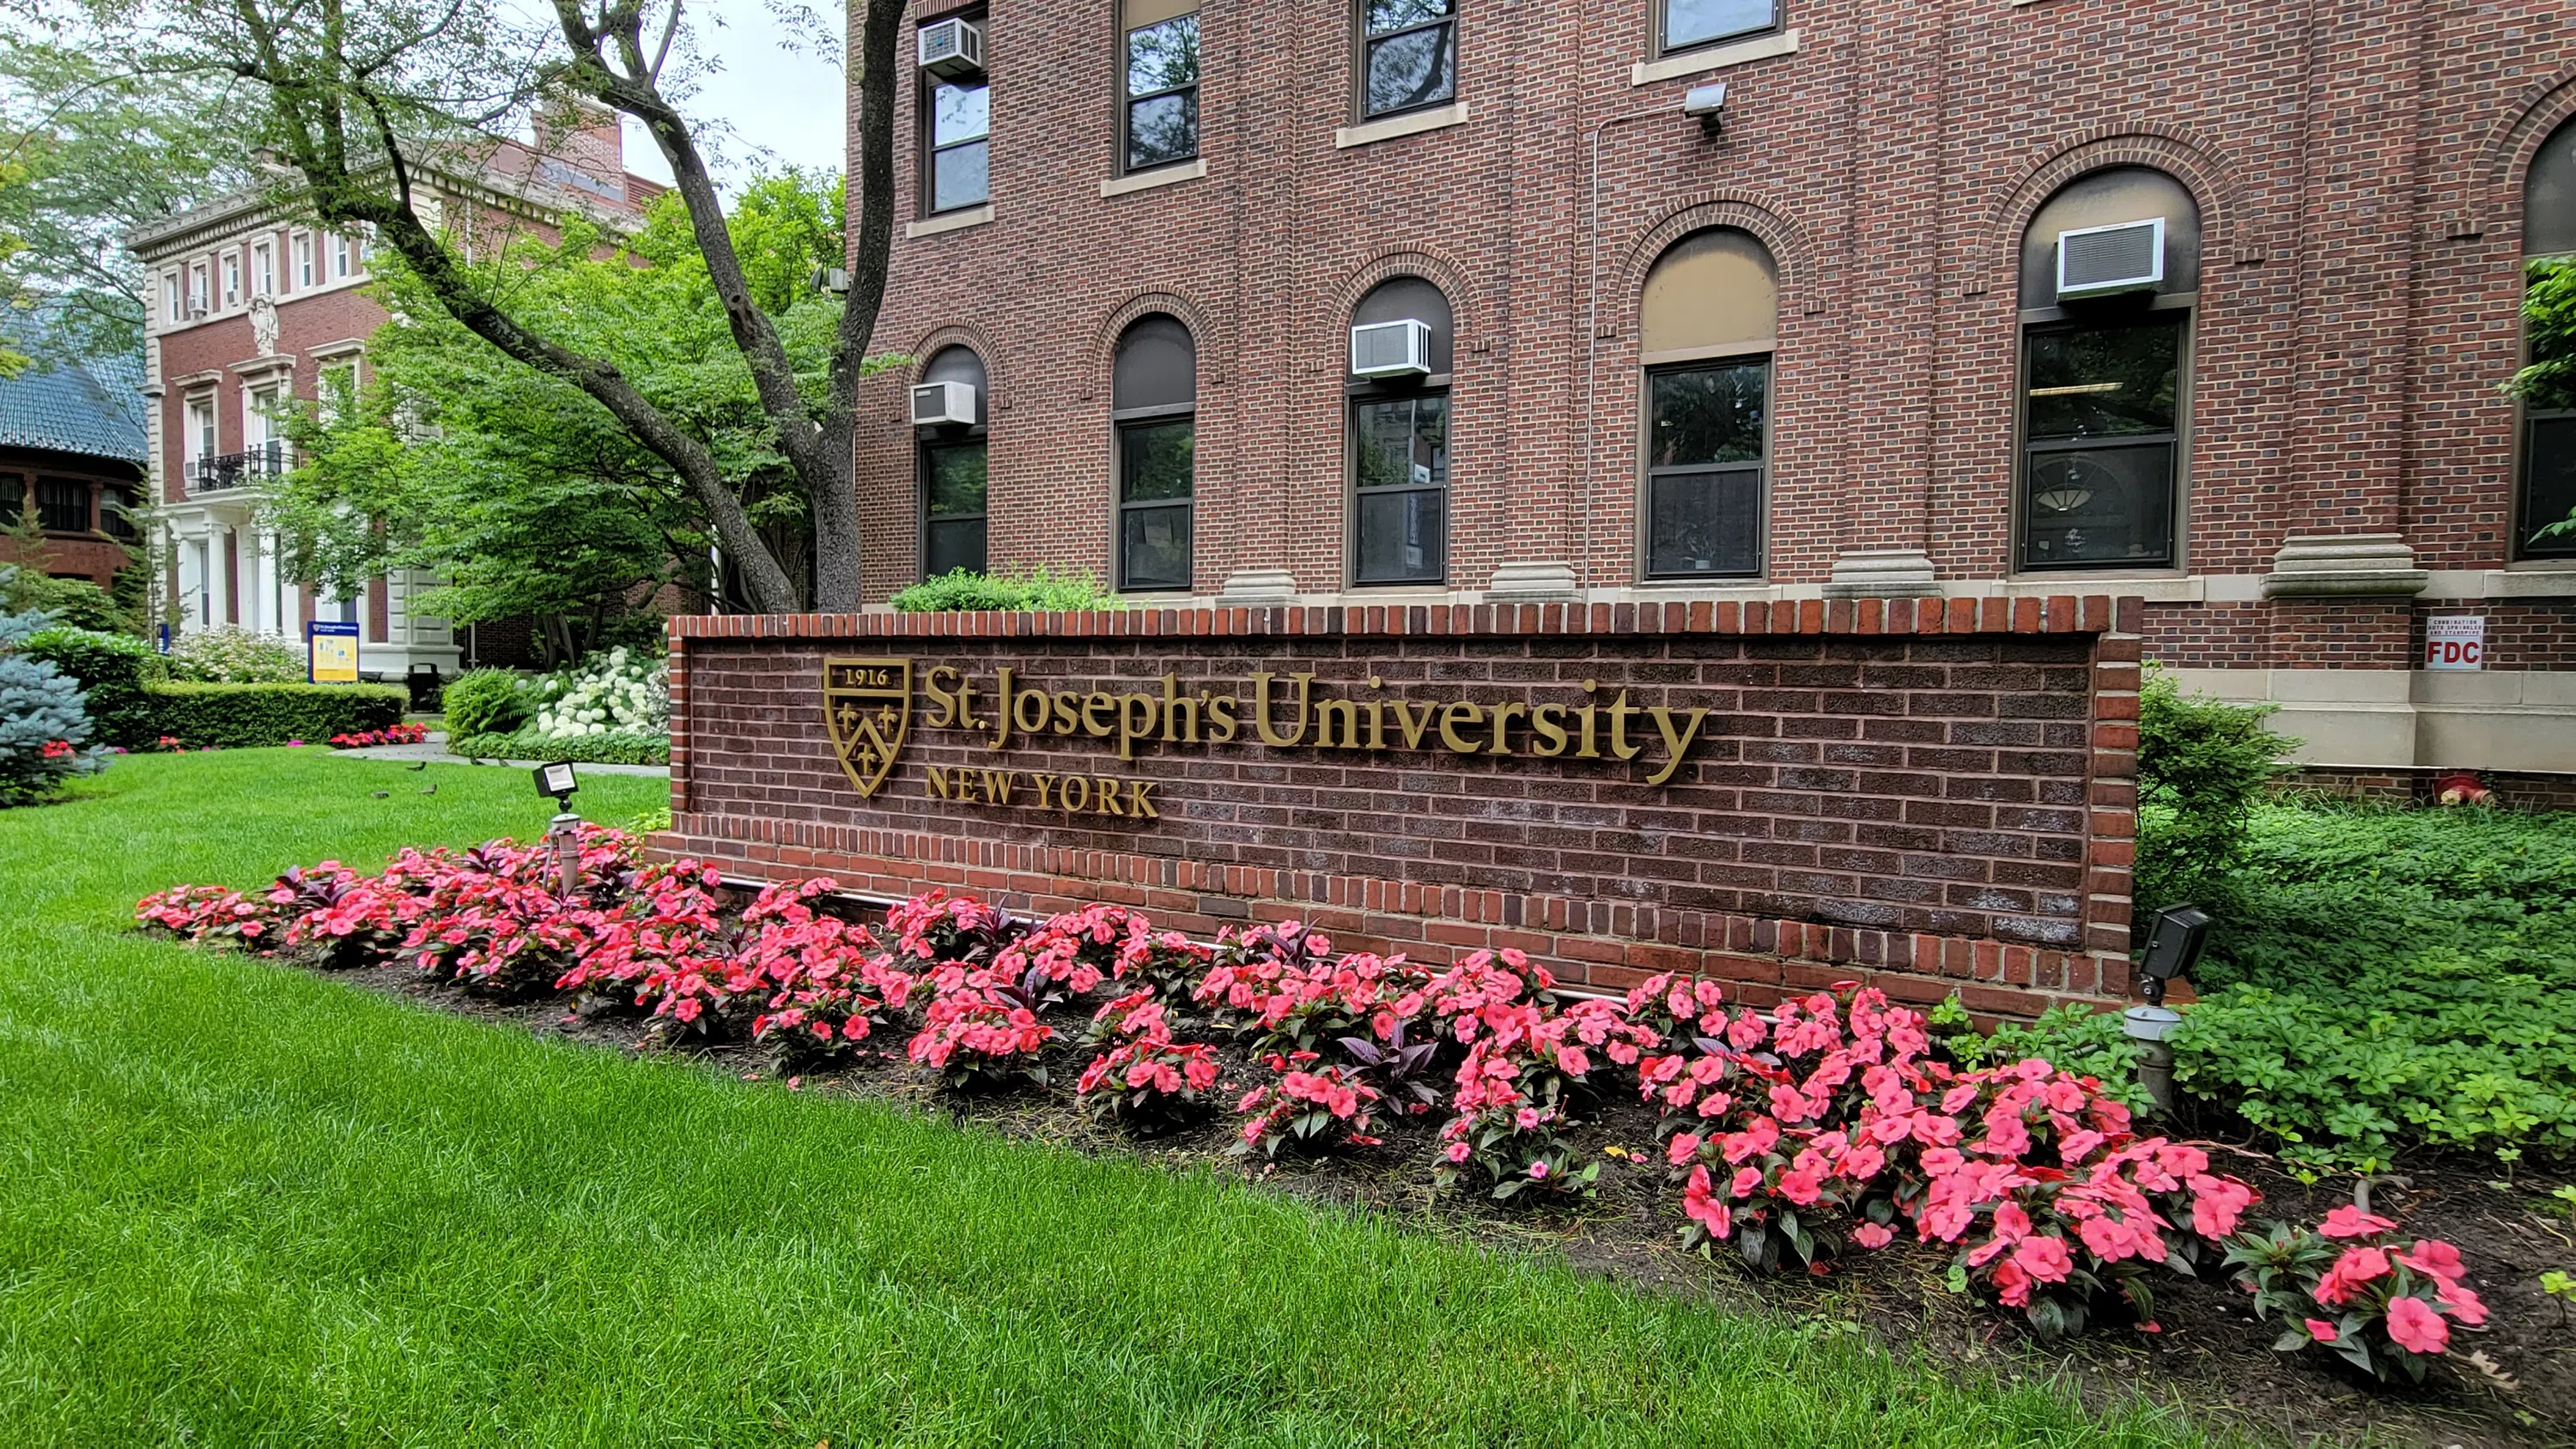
{"left": 821, "top": 658, "right": 912, "bottom": 798}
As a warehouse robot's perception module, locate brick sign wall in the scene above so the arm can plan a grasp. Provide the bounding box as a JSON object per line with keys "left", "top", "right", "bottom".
{"left": 660, "top": 595, "right": 2144, "bottom": 1018}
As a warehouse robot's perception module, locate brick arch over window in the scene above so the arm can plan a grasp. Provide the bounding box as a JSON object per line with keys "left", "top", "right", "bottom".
{"left": 1617, "top": 197, "right": 1812, "bottom": 325}
{"left": 2478, "top": 68, "right": 2576, "bottom": 244}
{"left": 1088, "top": 290, "right": 1225, "bottom": 401}
{"left": 1965, "top": 130, "right": 2250, "bottom": 298}
{"left": 1327, "top": 247, "right": 1479, "bottom": 349}
{"left": 908, "top": 322, "right": 1004, "bottom": 407}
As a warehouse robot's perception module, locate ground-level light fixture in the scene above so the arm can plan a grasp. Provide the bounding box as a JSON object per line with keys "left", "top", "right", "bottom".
{"left": 534, "top": 761, "right": 581, "bottom": 896}
{"left": 2136, "top": 903, "right": 2211, "bottom": 1008}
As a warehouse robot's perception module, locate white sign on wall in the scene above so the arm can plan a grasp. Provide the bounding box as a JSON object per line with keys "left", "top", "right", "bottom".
{"left": 2424, "top": 615, "right": 2485, "bottom": 671}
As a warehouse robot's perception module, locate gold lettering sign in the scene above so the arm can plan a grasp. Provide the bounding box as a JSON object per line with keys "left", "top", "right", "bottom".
{"left": 822, "top": 657, "right": 1714, "bottom": 806}
{"left": 823, "top": 657, "right": 912, "bottom": 798}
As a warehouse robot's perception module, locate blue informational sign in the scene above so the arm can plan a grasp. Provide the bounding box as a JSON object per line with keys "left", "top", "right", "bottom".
{"left": 307, "top": 619, "right": 361, "bottom": 683}
{"left": 156, "top": 622, "right": 172, "bottom": 654}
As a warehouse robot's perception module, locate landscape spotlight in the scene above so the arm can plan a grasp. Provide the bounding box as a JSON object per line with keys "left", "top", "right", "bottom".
{"left": 2136, "top": 904, "right": 2211, "bottom": 1008}
{"left": 534, "top": 761, "right": 579, "bottom": 809}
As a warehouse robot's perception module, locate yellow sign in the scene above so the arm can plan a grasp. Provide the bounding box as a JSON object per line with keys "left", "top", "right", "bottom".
{"left": 823, "top": 657, "right": 912, "bottom": 798}
{"left": 308, "top": 621, "right": 360, "bottom": 684}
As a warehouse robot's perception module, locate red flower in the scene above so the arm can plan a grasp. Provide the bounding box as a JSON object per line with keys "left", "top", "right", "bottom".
{"left": 2302, "top": 1318, "right": 2338, "bottom": 1343}
{"left": 2383, "top": 1294, "right": 2450, "bottom": 1355}
{"left": 2318, "top": 1203, "right": 2397, "bottom": 1240}
{"left": 2313, "top": 1246, "right": 2392, "bottom": 1307}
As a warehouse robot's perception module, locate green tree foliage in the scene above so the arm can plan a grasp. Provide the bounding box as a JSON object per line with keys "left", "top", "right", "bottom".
{"left": 0, "top": 21, "right": 245, "bottom": 371}
{"left": 2133, "top": 664, "right": 2294, "bottom": 915}
{"left": 889, "top": 568, "right": 1123, "bottom": 613}
{"left": 267, "top": 174, "right": 871, "bottom": 658}
{"left": 2509, "top": 258, "right": 2576, "bottom": 545}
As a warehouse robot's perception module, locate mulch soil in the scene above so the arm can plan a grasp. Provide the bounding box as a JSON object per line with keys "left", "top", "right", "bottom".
{"left": 307, "top": 953, "right": 2573, "bottom": 1449}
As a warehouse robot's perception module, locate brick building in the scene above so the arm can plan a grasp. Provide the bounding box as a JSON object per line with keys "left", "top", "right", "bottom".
{"left": 849, "top": 0, "right": 2576, "bottom": 793}
{"left": 126, "top": 107, "right": 662, "bottom": 678}
{"left": 0, "top": 319, "right": 146, "bottom": 591}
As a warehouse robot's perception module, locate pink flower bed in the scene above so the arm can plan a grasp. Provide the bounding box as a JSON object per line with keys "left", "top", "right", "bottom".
{"left": 134, "top": 844, "right": 2482, "bottom": 1374}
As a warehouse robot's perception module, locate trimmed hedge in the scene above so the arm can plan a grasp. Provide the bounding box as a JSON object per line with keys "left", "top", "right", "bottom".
{"left": 21, "top": 627, "right": 158, "bottom": 748}
{"left": 447, "top": 727, "right": 669, "bottom": 766}
{"left": 147, "top": 682, "right": 407, "bottom": 749}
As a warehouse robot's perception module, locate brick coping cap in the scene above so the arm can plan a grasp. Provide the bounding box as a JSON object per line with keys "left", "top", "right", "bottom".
{"left": 671, "top": 594, "right": 2139, "bottom": 643}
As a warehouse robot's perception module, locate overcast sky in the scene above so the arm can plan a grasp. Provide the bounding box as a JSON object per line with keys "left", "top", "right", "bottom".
{"left": 600, "top": 0, "right": 848, "bottom": 190}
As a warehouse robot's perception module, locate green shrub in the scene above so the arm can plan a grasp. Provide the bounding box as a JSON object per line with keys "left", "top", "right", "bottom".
{"left": 0, "top": 572, "right": 110, "bottom": 803}
{"left": 21, "top": 627, "right": 160, "bottom": 748}
{"left": 440, "top": 668, "right": 529, "bottom": 737}
{"left": 146, "top": 682, "right": 406, "bottom": 748}
{"left": 447, "top": 726, "right": 667, "bottom": 766}
{"left": 890, "top": 567, "right": 1121, "bottom": 614}
{"left": 2134, "top": 664, "right": 2294, "bottom": 915}
{"left": 167, "top": 627, "right": 307, "bottom": 683}
{"left": 1940, "top": 1001, "right": 2154, "bottom": 1113}
{"left": 2167, "top": 801, "right": 2576, "bottom": 1171}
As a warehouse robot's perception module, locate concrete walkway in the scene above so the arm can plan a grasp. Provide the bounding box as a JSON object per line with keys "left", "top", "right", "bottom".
{"left": 331, "top": 732, "right": 671, "bottom": 779}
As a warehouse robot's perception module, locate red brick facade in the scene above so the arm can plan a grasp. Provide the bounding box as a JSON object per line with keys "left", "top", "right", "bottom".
{"left": 850, "top": 0, "right": 2576, "bottom": 594}
{"left": 659, "top": 593, "right": 2143, "bottom": 1017}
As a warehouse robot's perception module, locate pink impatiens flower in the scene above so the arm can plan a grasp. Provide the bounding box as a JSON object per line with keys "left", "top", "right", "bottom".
{"left": 1850, "top": 1222, "right": 1895, "bottom": 1250}
{"left": 2312, "top": 1246, "right": 2392, "bottom": 1307}
{"left": 2302, "top": 1319, "right": 2339, "bottom": 1343}
{"left": 2011, "top": 1234, "right": 2074, "bottom": 1284}
{"left": 2383, "top": 1295, "right": 2450, "bottom": 1356}
{"left": 1682, "top": 1165, "right": 1733, "bottom": 1240}
{"left": 2318, "top": 1203, "right": 2398, "bottom": 1240}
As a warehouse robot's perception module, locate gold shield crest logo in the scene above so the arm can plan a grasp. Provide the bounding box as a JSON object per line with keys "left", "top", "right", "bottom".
{"left": 823, "top": 657, "right": 912, "bottom": 799}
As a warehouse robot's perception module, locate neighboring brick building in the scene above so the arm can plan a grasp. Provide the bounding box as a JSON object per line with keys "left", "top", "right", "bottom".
{"left": 849, "top": 0, "right": 2576, "bottom": 795}
{"left": 125, "top": 106, "right": 662, "bottom": 678}
{"left": 0, "top": 319, "right": 147, "bottom": 591}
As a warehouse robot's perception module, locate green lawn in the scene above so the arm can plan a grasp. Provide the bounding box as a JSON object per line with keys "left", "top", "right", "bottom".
{"left": 0, "top": 751, "right": 2224, "bottom": 1446}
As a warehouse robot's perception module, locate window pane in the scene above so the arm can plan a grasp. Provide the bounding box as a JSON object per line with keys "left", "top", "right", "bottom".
{"left": 1121, "top": 421, "right": 1194, "bottom": 502}
{"left": 925, "top": 443, "right": 987, "bottom": 518}
{"left": 2021, "top": 440, "right": 2176, "bottom": 569}
{"left": 1354, "top": 488, "right": 1446, "bottom": 584}
{"left": 1365, "top": 23, "right": 1455, "bottom": 116}
{"left": 1365, "top": 0, "right": 1453, "bottom": 33}
{"left": 932, "top": 82, "right": 989, "bottom": 144}
{"left": 1127, "top": 92, "right": 1199, "bottom": 170}
{"left": 1649, "top": 361, "right": 1766, "bottom": 468}
{"left": 2523, "top": 414, "right": 2576, "bottom": 557}
{"left": 1354, "top": 396, "right": 1448, "bottom": 489}
{"left": 1665, "top": 0, "right": 1775, "bottom": 48}
{"left": 1647, "top": 469, "right": 1762, "bottom": 578}
{"left": 1121, "top": 502, "right": 1193, "bottom": 591}
{"left": 926, "top": 518, "right": 987, "bottom": 578}
{"left": 37, "top": 478, "right": 88, "bottom": 532}
{"left": 932, "top": 140, "right": 989, "bottom": 211}
{"left": 2025, "top": 316, "right": 2182, "bottom": 438}
{"left": 1127, "top": 15, "right": 1199, "bottom": 94}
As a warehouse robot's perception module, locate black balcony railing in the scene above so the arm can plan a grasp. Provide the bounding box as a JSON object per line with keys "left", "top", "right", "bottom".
{"left": 185, "top": 441, "right": 287, "bottom": 493}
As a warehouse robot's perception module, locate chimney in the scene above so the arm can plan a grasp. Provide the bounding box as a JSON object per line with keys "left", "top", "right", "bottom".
{"left": 534, "top": 94, "right": 627, "bottom": 193}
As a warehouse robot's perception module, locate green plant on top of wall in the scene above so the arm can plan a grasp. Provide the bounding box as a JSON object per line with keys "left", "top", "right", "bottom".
{"left": 889, "top": 568, "right": 1122, "bottom": 614}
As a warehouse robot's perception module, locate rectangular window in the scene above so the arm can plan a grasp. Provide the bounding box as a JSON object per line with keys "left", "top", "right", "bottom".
{"left": 1118, "top": 418, "right": 1194, "bottom": 589}
{"left": 220, "top": 252, "right": 240, "bottom": 308}
{"left": 2522, "top": 412, "right": 2576, "bottom": 558}
{"left": 1360, "top": 0, "right": 1456, "bottom": 121}
{"left": 34, "top": 477, "right": 90, "bottom": 533}
{"left": 102, "top": 487, "right": 137, "bottom": 541}
{"left": 1122, "top": 3, "right": 1200, "bottom": 173}
{"left": 161, "top": 271, "right": 180, "bottom": 324}
{"left": 332, "top": 233, "right": 354, "bottom": 279}
{"left": 922, "top": 441, "right": 988, "bottom": 576}
{"left": 927, "top": 80, "right": 990, "bottom": 213}
{"left": 294, "top": 233, "right": 314, "bottom": 288}
{"left": 2018, "top": 312, "right": 2184, "bottom": 571}
{"left": 0, "top": 474, "right": 21, "bottom": 524}
{"left": 251, "top": 240, "right": 274, "bottom": 298}
{"left": 188, "top": 261, "right": 210, "bottom": 313}
{"left": 1644, "top": 358, "right": 1766, "bottom": 578}
{"left": 1352, "top": 392, "right": 1449, "bottom": 584}
{"left": 1660, "top": 0, "right": 1777, "bottom": 55}
{"left": 318, "top": 361, "right": 360, "bottom": 427}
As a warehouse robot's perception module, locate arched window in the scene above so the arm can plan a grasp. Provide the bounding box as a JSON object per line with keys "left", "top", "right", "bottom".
{"left": 2518, "top": 117, "right": 2576, "bottom": 559}
{"left": 2014, "top": 167, "right": 2199, "bottom": 573}
{"left": 1113, "top": 315, "right": 1196, "bottom": 591}
{"left": 918, "top": 346, "right": 988, "bottom": 579}
{"left": 1638, "top": 228, "right": 1776, "bottom": 579}
{"left": 1348, "top": 276, "right": 1453, "bottom": 585}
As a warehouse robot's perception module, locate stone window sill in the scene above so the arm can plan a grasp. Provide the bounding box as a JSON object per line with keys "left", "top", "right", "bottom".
{"left": 1334, "top": 102, "right": 1468, "bottom": 150}
{"left": 1631, "top": 28, "right": 1798, "bottom": 87}
{"left": 904, "top": 204, "right": 992, "bottom": 239}
{"left": 1100, "top": 160, "right": 1206, "bottom": 198}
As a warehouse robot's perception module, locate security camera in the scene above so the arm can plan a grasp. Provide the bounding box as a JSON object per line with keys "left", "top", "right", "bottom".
{"left": 1682, "top": 82, "right": 1727, "bottom": 133}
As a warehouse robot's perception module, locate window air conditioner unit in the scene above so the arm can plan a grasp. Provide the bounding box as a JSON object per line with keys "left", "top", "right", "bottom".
{"left": 2055, "top": 217, "right": 2165, "bottom": 300}
{"left": 918, "top": 18, "right": 985, "bottom": 79}
{"left": 1350, "top": 318, "right": 1432, "bottom": 379}
{"left": 911, "top": 379, "right": 977, "bottom": 427}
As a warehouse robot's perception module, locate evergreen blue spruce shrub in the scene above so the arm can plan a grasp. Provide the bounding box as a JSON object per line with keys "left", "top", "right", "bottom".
{"left": 0, "top": 567, "right": 110, "bottom": 804}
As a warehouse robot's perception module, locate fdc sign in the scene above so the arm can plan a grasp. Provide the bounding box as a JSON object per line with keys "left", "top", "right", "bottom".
{"left": 2424, "top": 615, "right": 2484, "bottom": 671}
